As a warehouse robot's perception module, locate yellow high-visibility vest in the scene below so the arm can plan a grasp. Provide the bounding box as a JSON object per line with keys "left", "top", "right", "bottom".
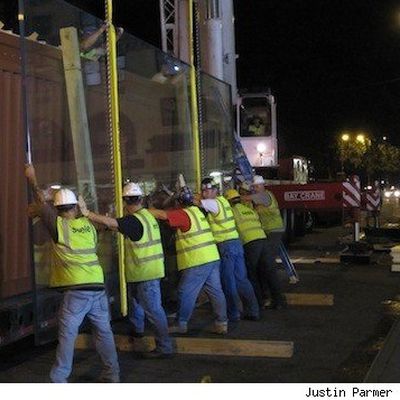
{"left": 50, "top": 216, "right": 104, "bottom": 288}
{"left": 232, "top": 203, "right": 266, "bottom": 245}
{"left": 255, "top": 191, "right": 284, "bottom": 233}
{"left": 176, "top": 206, "right": 220, "bottom": 270}
{"left": 207, "top": 196, "right": 239, "bottom": 243}
{"left": 124, "top": 208, "right": 165, "bottom": 283}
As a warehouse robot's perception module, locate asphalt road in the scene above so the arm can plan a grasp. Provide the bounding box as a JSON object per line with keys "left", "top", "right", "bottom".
{"left": 1, "top": 227, "right": 400, "bottom": 383}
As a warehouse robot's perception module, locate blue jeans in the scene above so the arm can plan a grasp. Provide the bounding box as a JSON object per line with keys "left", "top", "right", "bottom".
{"left": 50, "top": 290, "right": 119, "bottom": 383}
{"left": 177, "top": 261, "right": 227, "bottom": 329}
{"left": 218, "top": 239, "right": 260, "bottom": 321}
{"left": 128, "top": 280, "right": 173, "bottom": 354}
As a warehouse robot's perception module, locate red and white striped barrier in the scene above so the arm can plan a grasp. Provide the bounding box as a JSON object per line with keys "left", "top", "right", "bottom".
{"left": 363, "top": 187, "right": 381, "bottom": 212}
{"left": 342, "top": 175, "right": 361, "bottom": 208}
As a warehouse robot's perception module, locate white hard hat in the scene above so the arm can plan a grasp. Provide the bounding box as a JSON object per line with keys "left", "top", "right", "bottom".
{"left": 53, "top": 188, "right": 78, "bottom": 206}
{"left": 253, "top": 175, "right": 265, "bottom": 185}
{"left": 123, "top": 182, "right": 143, "bottom": 197}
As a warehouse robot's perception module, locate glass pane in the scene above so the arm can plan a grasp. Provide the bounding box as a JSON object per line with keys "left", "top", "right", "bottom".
{"left": 200, "top": 73, "right": 234, "bottom": 185}
{"left": 117, "top": 33, "right": 195, "bottom": 190}
{"left": 21, "top": 0, "right": 118, "bottom": 344}
{"left": 116, "top": 32, "right": 194, "bottom": 306}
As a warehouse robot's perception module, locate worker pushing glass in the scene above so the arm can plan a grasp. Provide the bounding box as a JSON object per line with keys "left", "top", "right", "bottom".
{"left": 25, "top": 164, "right": 120, "bottom": 383}
{"left": 78, "top": 183, "right": 174, "bottom": 359}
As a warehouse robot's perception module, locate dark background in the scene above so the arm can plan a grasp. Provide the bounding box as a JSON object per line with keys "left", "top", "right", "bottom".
{"left": 2, "top": 0, "right": 400, "bottom": 179}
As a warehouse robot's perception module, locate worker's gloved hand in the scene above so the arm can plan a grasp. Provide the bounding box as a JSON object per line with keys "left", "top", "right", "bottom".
{"left": 78, "top": 195, "right": 90, "bottom": 217}
{"left": 193, "top": 193, "right": 201, "bottom": 206}
{"left": 25, "top": 163, "right": 37, "bottom": 184}
{"left": 161, "top": 184, "right": 174, "bottom": 197}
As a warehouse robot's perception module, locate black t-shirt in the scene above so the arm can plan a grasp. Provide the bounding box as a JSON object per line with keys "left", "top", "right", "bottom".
{"left": 117, "top": 215, "right": 144, "bottom": 242}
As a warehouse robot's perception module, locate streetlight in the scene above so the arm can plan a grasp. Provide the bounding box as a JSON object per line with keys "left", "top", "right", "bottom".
{"left": 356, "top": 134, "right": 365, "bottom": 144}
{"left": 339, "top": 133, "right": 350, "bottom": 173}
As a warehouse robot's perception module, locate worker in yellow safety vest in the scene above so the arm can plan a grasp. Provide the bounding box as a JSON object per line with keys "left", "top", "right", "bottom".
{"left": 197, "top": 177, "right": 259, "bottom": 322}
{"left": 25, "top": 164, "right": 119, "bottom": 383}
{"left": 148, "top": 185, "right": 228, "bottom": 335}
{"left": 78, "top": 182, "right": 173, "bottom": 359}
{"left": 225, "top": 188, "right": 287, "bottom": 310}
{"left": 249, "top": 175, "right": 287, "bottom": 308}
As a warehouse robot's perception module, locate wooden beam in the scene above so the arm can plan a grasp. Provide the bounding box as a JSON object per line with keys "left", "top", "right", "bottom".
{"left": 59, "top": 27, "right": 97, "bottom": 210}
{"left": 285, "top": 293, "right": 334, "bottom": 306}
{"left": 76, "top": 334, "right": 293, "bottom": 358}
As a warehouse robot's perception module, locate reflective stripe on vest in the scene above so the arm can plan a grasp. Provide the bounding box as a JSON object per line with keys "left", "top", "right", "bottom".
{"left": 124, "top": 209, "right": 165, "bottom": 283}
{"left": 176, "top": 206, "right": 220, "bottom": 271}
{"left": 50, "top": 216, "right": 104, "bottom": 288}
{"left": 232, "top": 203, "right": 266, "bottom": 245}
{"left": 255, "top": 191, "right": 284, "bottom": 233}
{"left": 207, "top": 196, "right": 239, "bottom": 243}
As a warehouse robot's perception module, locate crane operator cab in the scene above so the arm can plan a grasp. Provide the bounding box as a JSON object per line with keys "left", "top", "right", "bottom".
{"left": 236, "top": 92, "right": 278, "bottom": 176}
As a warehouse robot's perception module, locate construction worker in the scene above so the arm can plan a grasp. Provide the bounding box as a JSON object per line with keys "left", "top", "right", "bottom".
{"left": 250, "top": 175, "right": 287, "bottom": 308}
{"left": 198, "top": 178, "right": 259, "bottom": 322}
{"left": 148, "top": 185, "right": 228, "bottom": 335}
{"left": 225, "top": 188, "right": 286, "bottom": 310}
{"left": 25, "top": 164, "right": 120, "bottom": 383}
{"left": 78, "top": 182, "right": 173, "bottom": 359}
{"left": 247, "top": 116, "right": 266, "bottom": 136}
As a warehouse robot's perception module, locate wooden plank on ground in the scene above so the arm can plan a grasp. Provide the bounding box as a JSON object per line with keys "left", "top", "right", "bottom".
{"left": 285, "top": 293, "right": 334, "bottom": 306}
{"left": 76, "top": 334, "right": 293, "bottom": 358}
{"left": 391, "top": 264, "right": 400, "bottom": 272}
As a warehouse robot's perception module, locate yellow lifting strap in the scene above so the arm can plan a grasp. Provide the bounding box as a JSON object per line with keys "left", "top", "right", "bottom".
{"left": 105, "top": 0, "right": 127, "bottom": 316}
{"left": 188, "top": 0, "right": 202, "bottom": 192}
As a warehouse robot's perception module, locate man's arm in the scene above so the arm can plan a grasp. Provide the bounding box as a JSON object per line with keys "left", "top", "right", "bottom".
{"left": 25, "top": 164, "right": 58, "bottom": 241}
{"left": 25, "top": 164, "right": 45, "bottom": 204}
{"left": 199, "top": 199, "right": 219, "bottom": 215}
{"left": 78, "top": 196, "right": 118, "bottom": 230}
{"left": 80, "top": 23, "right": 108, "bottom": 51}
{"left": 250, "top": 192, "right": 272, "bottom": 207}
{"left": 148, "top": 208, "right": 168, "bottom": 220}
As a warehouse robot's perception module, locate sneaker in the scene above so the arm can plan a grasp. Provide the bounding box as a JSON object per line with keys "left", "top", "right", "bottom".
{"left": 141, "top": 350, "right": 175, "bottom": 360}
{"left": 168, "top": 324, "right": 188, "bottom": 334}
{"left": 213, "top": 323, "right": 228, "bottom": 335}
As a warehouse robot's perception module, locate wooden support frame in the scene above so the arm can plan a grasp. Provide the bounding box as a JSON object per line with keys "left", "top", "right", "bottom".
{"left": 76, "top": 333, "right": 294, "bottom": 358}
{"left": 284, "top": 293, "right": 334, "bottom": 306}
{"left": 59, "top": 27, "right": 98, "bottom": 210}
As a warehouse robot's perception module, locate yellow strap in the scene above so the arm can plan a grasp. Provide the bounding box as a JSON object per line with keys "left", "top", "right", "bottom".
{"left": 105, "top": 0, "right": 127, "bottom": 316}
{"left": 188, "top": 0, "right": 201, "bottom": 192}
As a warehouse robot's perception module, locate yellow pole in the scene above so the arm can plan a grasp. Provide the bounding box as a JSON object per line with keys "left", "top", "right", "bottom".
{"left": 105, "top": 0, "right": 127, "bottom": 316}
{"left": 188, "top": 0, "right": 202, "bottom": 192}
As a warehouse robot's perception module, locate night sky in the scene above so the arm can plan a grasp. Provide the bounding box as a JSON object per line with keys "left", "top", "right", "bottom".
{"left": 2, "top": 0, "right": 400, "bottom": 177}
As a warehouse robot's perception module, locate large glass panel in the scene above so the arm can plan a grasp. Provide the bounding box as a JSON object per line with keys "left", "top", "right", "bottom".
{"left": 116, "top": 32, "right": 194, "bottom": 307}
{"left": 21, "top": 0, "right": 117, "bottom": 344}
{"left": 117, "top": 33, "right": 195, "bottom": 190}
{"left": 200, "top": 73, "right": 234, "bottom": 183}
{"left": 21, "top": 0, "right": 237, "bottom": 336}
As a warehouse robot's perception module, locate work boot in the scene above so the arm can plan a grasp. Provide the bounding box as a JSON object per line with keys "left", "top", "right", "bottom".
{"left": 213, "top": 322, "right": 228, "bottom": 335}
{"left": 141, "top": 350, "right": 174, "bottom": 360}
{"left": 265, "top": 296, "right": 288, "bottom": 310}
{"left": 130, "top": 330, "right": 144, "bottom": 338}
{"left": 98, "top": 372, "right": 121, "bottom": 383}
{"left": 168, "top": 324, "right": 188, "bottom": 334}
